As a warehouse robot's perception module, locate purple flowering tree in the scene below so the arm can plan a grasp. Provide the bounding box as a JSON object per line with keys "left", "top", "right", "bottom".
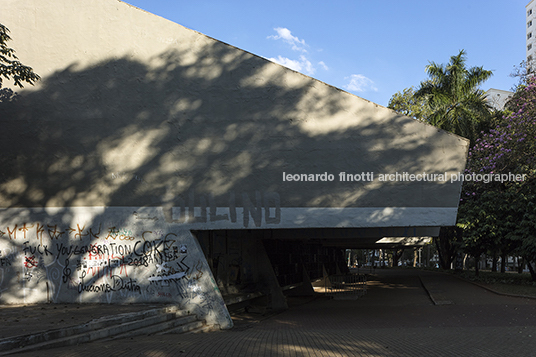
{"left": 458, "top": 76, "right": 536, "bottom": 279}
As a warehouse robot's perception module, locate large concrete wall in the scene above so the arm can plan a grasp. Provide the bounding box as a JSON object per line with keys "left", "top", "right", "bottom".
{"left": 0, "top": 0, "right": 468, "bottom": 318}
{"left": 0, "top": 0, "right": 468, "bottom": 227}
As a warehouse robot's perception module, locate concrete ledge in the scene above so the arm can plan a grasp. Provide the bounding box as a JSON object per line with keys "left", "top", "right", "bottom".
{"left": 223, "top": 292, "right": 264, "bottom": 306}
{"left": 419, "top": 275, "right": 453, "bottom": 305}
{"left": 281, "top": 282, "right": 304, "bottom": 291}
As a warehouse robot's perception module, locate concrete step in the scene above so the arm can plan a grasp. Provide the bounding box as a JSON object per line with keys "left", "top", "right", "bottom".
{"left": 108, "top": 313, "right": 203, "bottom": 338}
{"left": 0, "top": 305, "right": 182, "bottom": 352}
{"left": 0, "top": 305, "right": 203, "bottom": 355}
{"left": 154, "top": 319, "right": 206, "bottom": 335}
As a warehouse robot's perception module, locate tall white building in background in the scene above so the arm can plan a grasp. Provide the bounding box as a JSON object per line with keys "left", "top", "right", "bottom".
{"left": 527, "top": 1, "right": 536, "bottom": 64}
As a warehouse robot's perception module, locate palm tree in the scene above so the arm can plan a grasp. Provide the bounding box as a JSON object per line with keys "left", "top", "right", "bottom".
{"left": 415, "top": 50, "right": 493, "bottom": 143}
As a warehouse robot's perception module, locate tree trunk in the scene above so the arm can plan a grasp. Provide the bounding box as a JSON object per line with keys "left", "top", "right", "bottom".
{"left": 434, "top": 236, "right": 446, "bottom": 269}
{"left": 435, "top": 228, "right": 459, "bottom": 270}
{"left": 492, "top": 251, "right": 498, "bottom": 272}
{"left": 474, "top": 254, "right": 480, "bottom": 276}
{"left": 518, "top": 257, "right": 525, "bottom": 274}
{"left": 381, "top": 249, "right": 386, "bottom": 268}
{"left": 500, "top": 252, "right": 507, "bottom": 273}
{"left": 527, "top": 261, "right": 536, "bottom": 281}
{"left": 392, "top": 249, "right": 404, "bottom": 268}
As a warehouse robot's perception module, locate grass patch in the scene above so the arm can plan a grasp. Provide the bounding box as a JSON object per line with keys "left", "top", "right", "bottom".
{"left": 479, "top": 283, "right": 536, "bottom": 297}
{"left": 458, "top": 270, "right": 536, "bottom": 297}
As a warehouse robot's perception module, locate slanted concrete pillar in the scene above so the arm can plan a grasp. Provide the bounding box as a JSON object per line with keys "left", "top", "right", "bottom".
{"left": 285, "top": 266, "right": 315, "bottom": 296}
{"left": 254, "top": 237, "right": 288, "bottom": 311}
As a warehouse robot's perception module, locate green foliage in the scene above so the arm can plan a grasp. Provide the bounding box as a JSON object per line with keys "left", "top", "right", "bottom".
{"left": 388, "top": 50, "right": 493, "bottom": 145}
{"left": 387, "top": 86, "right": 432, "bottom": 121}
{"left": 0, "top": 23, "right": 40, "bottom": 89}
{"left": 459, "top": 76, "right": 536, "bottom": 280}
{"left": 433, "top": 227, "right": 463, "bottom": 270}
{"left": 414, "top": 50, "right": 493, "bottom": 143}
{"left": 389, "top": 51, "right": 496, "bottom": 271}
{"left": 459, "top": 270, "right": 536, "bottom": 286}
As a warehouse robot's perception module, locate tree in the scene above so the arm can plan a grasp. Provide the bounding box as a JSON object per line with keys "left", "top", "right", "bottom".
{"left": 510, "top": 58, "right": 536, "bottom": 91}
{"left": 458, "top": 76, "right": 536, "bottom": 280}
{"left": 388, "top": 51, "right": 495, "bottom": 271}
{"left": 434, "top": 226, "right": 463, "bottom": 270}
{"left": 414, "top": 50, "right": 493, "bottom": 144}
{"left": 0, "top": 23, "right": 40, "bottom": 89}
{"left": 387, "top": 86, "right": 432, "bottom": 121}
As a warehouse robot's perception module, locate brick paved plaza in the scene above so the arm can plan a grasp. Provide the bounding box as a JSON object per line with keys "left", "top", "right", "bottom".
{"left": 7, "top": 268, "right": 535, "bottom": 357}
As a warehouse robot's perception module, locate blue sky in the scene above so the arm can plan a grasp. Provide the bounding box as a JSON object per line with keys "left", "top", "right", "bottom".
{"left": 124, "top": 0, "right": 527, "bottom": 107}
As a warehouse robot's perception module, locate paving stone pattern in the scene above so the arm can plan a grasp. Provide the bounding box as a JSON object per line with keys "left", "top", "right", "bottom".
{"left": 6, "top": 269, "right": 536, "bottom": 356}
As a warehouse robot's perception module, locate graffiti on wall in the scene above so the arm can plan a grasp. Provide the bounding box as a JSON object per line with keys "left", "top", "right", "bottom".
{"left": 0, "top": 221, "right": 207, "bottom": 304}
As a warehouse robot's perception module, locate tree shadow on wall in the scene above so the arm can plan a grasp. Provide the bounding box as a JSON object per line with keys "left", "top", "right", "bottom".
{"left": 0, "top": 38, "right": 466, "bottom": 303}
{"left": 0, "top": 44, "right": 463, "bottom": 211}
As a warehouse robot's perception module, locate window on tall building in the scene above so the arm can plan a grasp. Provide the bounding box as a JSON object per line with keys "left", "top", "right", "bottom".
{"left": 530, "top": 9, "right": 533, "bottom": 16}
{"left": 529, "top": 33, "right": 533, "bottom": 39}
{"left": 529, "top": 20, "right": 533, "bottom": 28}
{"left": 529, "top": 44, "right": 533, "bottom": 51}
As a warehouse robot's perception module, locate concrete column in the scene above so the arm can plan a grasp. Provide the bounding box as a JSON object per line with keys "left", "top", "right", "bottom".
{"left": 285, "top": 266, "right": 315, "bottom": 296}
{"left": 254, "top": 237, "right": 288, "bottom": 311}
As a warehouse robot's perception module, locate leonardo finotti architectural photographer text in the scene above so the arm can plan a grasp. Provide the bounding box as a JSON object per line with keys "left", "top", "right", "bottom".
{"left": 282, "top": 172, "right": 527, "bottom": 183}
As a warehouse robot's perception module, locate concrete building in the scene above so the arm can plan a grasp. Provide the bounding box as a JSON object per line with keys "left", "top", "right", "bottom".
{"left": 528, "top": 0, "right": 536, "bottom": 65}
{"left": 485, "top": 88, "right": 514, "bottom": 110}
{"left": 0, "top": 0, "right": 468, "bottom": 330}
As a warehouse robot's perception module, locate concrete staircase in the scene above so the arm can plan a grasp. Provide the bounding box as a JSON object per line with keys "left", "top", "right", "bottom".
{"left": 0, "top": 305, "right": 206, "bottom": 355}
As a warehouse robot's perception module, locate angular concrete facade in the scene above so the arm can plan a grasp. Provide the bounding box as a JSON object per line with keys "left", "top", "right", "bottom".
{"left": 0, "top": 0, "right": 468, "bottom": 327}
